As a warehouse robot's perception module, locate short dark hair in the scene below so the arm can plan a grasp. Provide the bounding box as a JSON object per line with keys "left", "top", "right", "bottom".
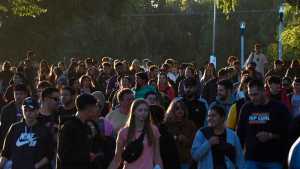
{"left": 210, "top": 105, "right": 226, "bottom": 118}
{"left": 248, "top": 79, "right": 264, "bottom": 91}
{"left": 218, "top": 79, "right": 233, "bottom": 91}
{"left": 135, "top": 72, "right": 148, "bottom": 81}
{"left": 76, "top": 94, "right": 97, "bottom": 111}
{"left": 37, "top": 80, "right": 52, "bottom": 89}
{"left": 144, "top": 91, "right": 158, "bottom": 99}
{"left": 184, "top": 78, "right": 197, "bottom": 87}
{"left": 267, "top": 76, "right": 281, "bottom": 85}
{"left": 42, "top": 87, "right": 59, "bottom": 99}
{"left": 62, "top": 86, "right": 76, "bottom": 96}
{"left": 218, "top": 68, "right": 228, "bottom": 77}
{"left": 117, "top": 88, "right": 133, "bottom": 102}
{"left": 14, "top": 84, "right": 29, "bottom": 93}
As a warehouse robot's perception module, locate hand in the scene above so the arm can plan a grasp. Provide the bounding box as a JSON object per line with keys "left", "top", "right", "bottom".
{"left": 209, "top": 136, "right": 219, "bottom": 146}
{"left": 256, "top": 131, "right": 272, "bottom": 143}
{"left": 89, "top": 152, "right": 97, "bottom": 162}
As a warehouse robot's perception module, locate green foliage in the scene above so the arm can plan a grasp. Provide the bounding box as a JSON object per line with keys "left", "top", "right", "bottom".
{"left": 10, "top": 0, "right": 47, "bottom": 17}
{"left": 0, "top": 0, "right": 46, "bottom": 17}
{"left": 217, "top": 0, "right": 239, "bottom": 15}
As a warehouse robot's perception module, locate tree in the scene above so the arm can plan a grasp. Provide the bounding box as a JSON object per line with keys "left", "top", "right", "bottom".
{"left": 0, "top": 0, "right": 47, "bottom": 17}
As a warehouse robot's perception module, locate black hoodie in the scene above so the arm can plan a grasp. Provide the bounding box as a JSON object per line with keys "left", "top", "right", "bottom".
{"left": 1, "top": 121, "right": 54, "bottom": 169}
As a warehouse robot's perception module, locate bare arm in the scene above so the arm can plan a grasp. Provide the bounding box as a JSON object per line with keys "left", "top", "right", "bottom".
{"left": 154, "top": 136, "right": 164, "bottom": 169}
{"left": 107, "top": 132, "right": 124, "bottom": 169}
{"left": 34, "top": 157, "right": 49, "bottom": 169}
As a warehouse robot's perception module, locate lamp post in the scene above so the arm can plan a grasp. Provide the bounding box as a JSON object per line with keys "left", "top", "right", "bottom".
{"left": 278, "top": 4, "right": 284, "bottom": 61}
{"left": 210, "top": 0, "right": 217, "bottom": 68}
{"left": 240, "top": 21, "right": 246, "bottom": 68}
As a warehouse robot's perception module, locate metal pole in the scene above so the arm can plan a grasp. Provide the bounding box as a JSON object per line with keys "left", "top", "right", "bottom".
{"left": 240, "top": 22, "right": 246, "bottom": 68}
{"left": 212, "top": 0, "right": 216, "bottom": 56}
{"left": 241, "top": 35, "right": 244, "bottom": 68}
{"left": 278, "top": 5, "right": 284, "bottom": 61}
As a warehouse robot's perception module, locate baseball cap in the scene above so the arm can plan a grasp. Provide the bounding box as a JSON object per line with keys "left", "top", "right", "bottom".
{"left": 22, "top": 97, "right": 40, "bottom": 110}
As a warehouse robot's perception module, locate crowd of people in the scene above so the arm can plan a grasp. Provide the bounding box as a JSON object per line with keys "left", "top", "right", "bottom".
{"left": 0, "top": 43, "right": 300, "bottom": 169}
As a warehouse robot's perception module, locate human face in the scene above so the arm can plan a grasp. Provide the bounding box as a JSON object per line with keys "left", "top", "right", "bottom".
{"left": 46, "top": 92, "right": 60, "bottom": 112}
{"left": 86, "top": 104, "right": 98, "bottom": 120}
{"left": 134, "top": 103, "right": 149, "bottom": 122}
{"left": 135, "top": 76, "right": 145, "bottom": 88}
{"left": 184, "top": 85, "right": 196, "bottom": 97}
{"left": 158, "top": 74, "right": 168, "bottom": 84}
{"left": 61, "top": 89, "right": 73, "bottom": 106}
{"left": 14, "top": 91, "right": 28, "bottom": 105}
{"left": 22, "top": 107, "right": 39, "bottom": 123}
{"left": 145, "top": 94, "right": 158, "bottom": 105}
{"left": 185, "top": 68, "right": 193, "bottom": 78}
{"left": 13, "top": 75, "right": 24, "bottom": 85}
{"left": 173, "top": 103, "right": 185, "bottom": 120}
{"left": 269, "top": 83, "right": 281, "bottom": 95}
{"left": 120, "top": 78, "right": 131, "bottom": 89}
{"left": 207, "top": 110, "right": 224, "bottom": 128}
{"left": 248, "top": 86, "right": 264, "bottom": 105}
{"left": 293, "top": 81, "right": 300, "bottom": 94}
{"left": 82, "top": 78, "right": 91, "bottom": 88}
{"left": 121, "top": 93, "right": 134, "bottom": 108}
{"left": 217, "top": 85, "right": 228, "bottom": 100}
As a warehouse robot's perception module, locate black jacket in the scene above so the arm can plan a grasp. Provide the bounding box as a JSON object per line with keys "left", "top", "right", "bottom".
{"left": 159, "top": 124, "right": 181, "bottom": 169}
{"left": 56, "top": 117, "right": 92, "bottom": 169}
{"left": 0, "top": 101, "right": 22, "bottom": 147}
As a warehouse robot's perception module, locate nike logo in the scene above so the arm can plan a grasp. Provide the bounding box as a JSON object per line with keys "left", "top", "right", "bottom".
{"left": 16, "top": 132, "right": 38, "bottom": 147}
{"left": 16, "top": 139, "right": 30, "bottom": 147}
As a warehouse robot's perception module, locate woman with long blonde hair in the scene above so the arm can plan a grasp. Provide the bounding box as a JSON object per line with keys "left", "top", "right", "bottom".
{"left": 164, "top": 98, "right": 196, "bottom": 169}
{"left": 108, "top": 99, "right": 163, "bottom": 169}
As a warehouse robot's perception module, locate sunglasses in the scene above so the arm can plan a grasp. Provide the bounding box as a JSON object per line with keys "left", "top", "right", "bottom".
{"left": 48, "top": 96, "right": 60, "bottom": 102}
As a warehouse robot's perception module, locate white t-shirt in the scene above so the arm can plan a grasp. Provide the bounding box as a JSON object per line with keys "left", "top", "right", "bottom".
{"left": 245, "top": 52, "right": 268, "bottom": 75}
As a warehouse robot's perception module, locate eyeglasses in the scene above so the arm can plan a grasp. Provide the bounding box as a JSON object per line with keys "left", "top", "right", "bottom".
{"left": 48, "top": 96, "right": 60, "bottom": 102}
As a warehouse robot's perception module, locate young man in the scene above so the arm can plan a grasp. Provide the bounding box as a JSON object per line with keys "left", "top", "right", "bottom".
{"left": 105, "top": 89, "right": 134, "bottom": 132}
{"left": 0, "top": 84, "right": 29, "bottom": 148}
{"left": 209, "top": 79, "right": 234, "bottom": 117}
{"left": 182, "top": 78, "right": 208, "bottom": 129}
{"left": 38, "top": 87, "right": 60, "bottom": 130}
{"left": 244, "top": 43, "right": 268, "bottom": 75}
{"left": 133, "top": 72, "right": 156, "bottom": 99}
{"left": 237, "top": 80, "right": 290, "bottom": 169}
{"left": 56, "top": 94, "right": 98, "bottom": 169}
{"left": 0, "top": 97, "right": 54, "bottom": 169}
{"left": 266, "top": 76, "right": 291, "bottom": 111}
{"left": 57, "top": 87, "right": 76, "bottom": 126}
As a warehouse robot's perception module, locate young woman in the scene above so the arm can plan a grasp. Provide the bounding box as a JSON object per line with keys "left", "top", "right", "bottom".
{"left": 108, "top": 99, "right": 163, "bottom": 169}
{"left": 191, "top": 105, "right": 245, "bottom": 169}
{"left": 164, "top": 98, "right": 196, "bottom": 169}
{"left": 157, "top": 72, "right": 175, "bottom": 101}
{"left": 79, "top": 75, "right": 96, "bottom": 94}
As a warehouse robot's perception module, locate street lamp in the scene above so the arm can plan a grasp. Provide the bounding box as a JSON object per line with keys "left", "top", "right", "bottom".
{"left": 240, "top": 21, "right": 246, "bottom": 68}
{"left": 210, "top": 0, "right": 217, "bottom": 68}
{"left": 278, "top": 4, "right": 284, "bottom": 61}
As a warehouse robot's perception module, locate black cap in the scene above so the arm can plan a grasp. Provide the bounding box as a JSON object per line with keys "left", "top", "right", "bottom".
{"left": 22, "top": 97, "right": 40, "bottom": 110}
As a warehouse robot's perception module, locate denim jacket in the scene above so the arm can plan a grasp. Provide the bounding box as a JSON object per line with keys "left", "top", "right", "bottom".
{"left": 191, "top": 128, "right": 245, "bottom": 169}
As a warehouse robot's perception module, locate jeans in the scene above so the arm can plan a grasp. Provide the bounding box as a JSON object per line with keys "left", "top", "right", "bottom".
{"left": 246, "top": 160, "right": 283, "bottom": 169}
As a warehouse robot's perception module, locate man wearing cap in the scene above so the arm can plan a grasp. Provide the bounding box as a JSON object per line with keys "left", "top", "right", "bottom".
{"left": 0, "top": 84, "right": 29, "bottom": 148}
{"left": 0, "top": 97, "right": 54, "bottom": 169}
{"left": 133, "top": 72, "right": 156, "bottom": 99}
